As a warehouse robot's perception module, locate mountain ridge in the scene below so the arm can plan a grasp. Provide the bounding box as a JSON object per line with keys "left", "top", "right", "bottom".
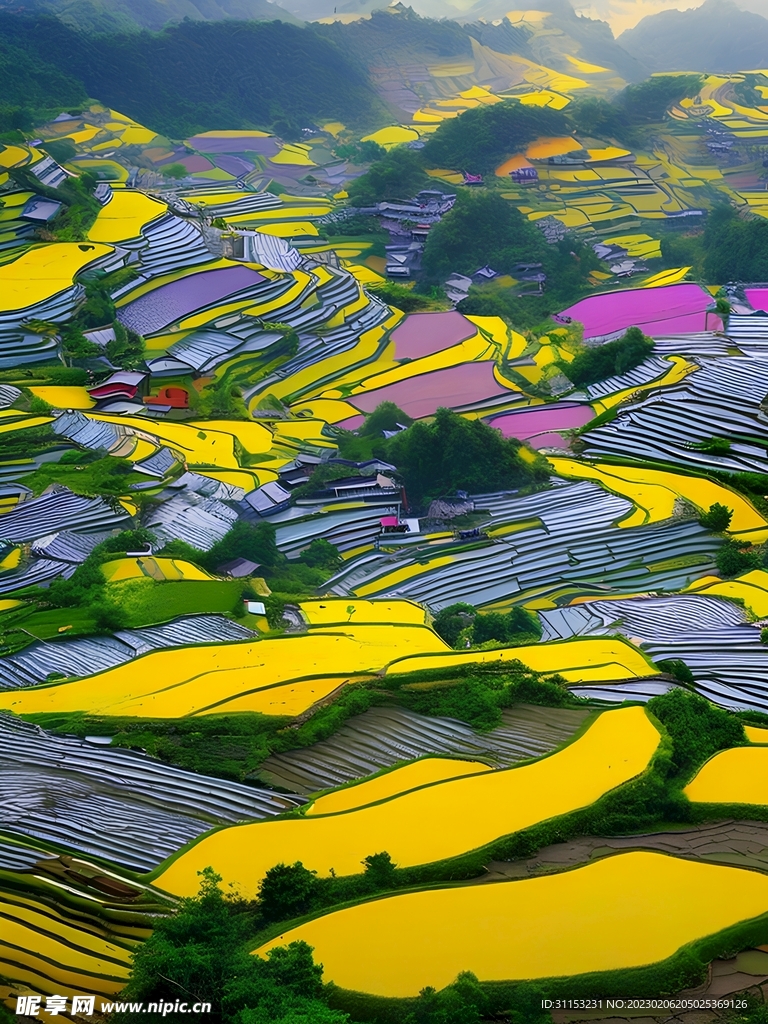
{"left": 618, "top": 0, "right": 768, "bottom": 72}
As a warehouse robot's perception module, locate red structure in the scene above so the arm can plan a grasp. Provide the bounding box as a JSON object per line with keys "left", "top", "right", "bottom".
{"left": 87, "top": 372, "right": 147, "bottom": 402}
{"left": 144, "top": 387, "right": 189, "bottom": 409}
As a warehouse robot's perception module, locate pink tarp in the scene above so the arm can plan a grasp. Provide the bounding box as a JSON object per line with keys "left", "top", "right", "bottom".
{"left": 391, "top": 311, "right": 477, "bottom": 360}
{"left": 559, "top": 284, "right": 721, "bottom": 339}
{"left": 348, "top": 362, "right": 512, "bottom": 420}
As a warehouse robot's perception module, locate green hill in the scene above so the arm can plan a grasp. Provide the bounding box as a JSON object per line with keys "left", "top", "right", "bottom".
{"left": 0, "top": 15, "right": 384, "bottom": 137}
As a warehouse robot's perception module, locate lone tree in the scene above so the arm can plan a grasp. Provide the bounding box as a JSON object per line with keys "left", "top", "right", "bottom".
{"left": 699, "top": 502, "right": 733, "bottom": 532}
{"left": 257, "top": 861, "right": 319, "bottom": 923}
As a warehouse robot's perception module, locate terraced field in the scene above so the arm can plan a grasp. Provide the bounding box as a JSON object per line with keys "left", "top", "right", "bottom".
{"left": 154, "top": 706, "right": 659, "bottom": 898}
{"left": 256, "top": 852, "right": 768, "bottom": 996}
{"left": 7, "top": 49, "right": 768, "bottom": 1019}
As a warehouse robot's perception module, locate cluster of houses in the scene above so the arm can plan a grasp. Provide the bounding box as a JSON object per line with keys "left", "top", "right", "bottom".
{"left": 326, "top": 190, "right": 457, "bottom": 279}
{"left": 444, "top": 262, "right": 547, "bottom": 305}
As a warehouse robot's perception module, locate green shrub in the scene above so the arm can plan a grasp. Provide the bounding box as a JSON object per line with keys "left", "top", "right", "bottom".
{"left": 258, "top": 862, "right": 320, "bottom": 923}
{"left": 698, "top": 501, "right": 733, "bottom": 531}
{"left": 563, "top": 327, "right": 654, "bottom": 387}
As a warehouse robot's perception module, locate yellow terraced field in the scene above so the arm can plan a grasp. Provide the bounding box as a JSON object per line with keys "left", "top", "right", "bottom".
{"left": 255, "top": 852, "right": 768, "bottom": 996}
{"left": 385, "top": 635, "right": 656, "bottom": 682}
{"left": 0, "top": 243, "right": 114, "bottom": 310}
{"left": 307, "top": 758, "right": 489, "bottom": 816}
{"left": 28, "top": 385, "right": 95, "bottom": 409}
{"left": 685, "top": 746, "right": 768, "bottom": 805}
{"left": 101, "top": 557, "right": 214, "bottom": 582}
{"left": 0, "top": 624, "right": 449, "bottom": 718}
{"left": 550, "top": 459, "right": 768, "bottom": 536}
{"left": 88, "top": 189, "right": 167, "bottom": 243}
{"left": 300, "top": 598, "right": 428, "bottom": 626}
{"left": 1, "top": 897, "right": 132, "bottom": 997}
{"left": 745, "top": 725, "right": 768, "bottom": 743}
{"left": 154, "top": 706, "right": 658, "bottom": 898}
{"left": 686, "top": 569, "right": 768, "bottom": 617}
{"left": 88, "top": 415, "right": 273, "bottom": 468}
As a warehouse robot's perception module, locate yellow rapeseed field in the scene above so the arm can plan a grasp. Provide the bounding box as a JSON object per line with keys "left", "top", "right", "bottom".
{"left": 0, "top": 897, "right": 132, "bottom": 997}
{"left": 685, "top": 746, "right": 768, "bottom": 805}
{"left": 0, "top": 625, "right": 449, "bottom": 718}
{"left": 88, "top": 189, "right": 167, "bottom": 243}
{"left": 549, "top": 458, "right": 768, "bottom": 538}
{"left": 307, "top": 758, "right": 489, "bottom": 816}
{"left": 300, "top": 599, "right": 428, "bottom": 627}
{"left": 153, "top": 706, "right": 659, "bottom": 897}
{"left": 686, "top": 570, "right": 768, "bottom": 617}
{"left": 746, "top": 725, "right": 768, "bottom": 743}
{"left": 255, "top": 852, "right": 768, "bottom": 996}
{"left": 28, "top": 386, "right": 94, "bottom": 409}
{"left": 101, "top": 557, "right": 214, "bottom": 582}
{"left": 385, "top": 635, "right": 656, "bottom": 682}
{"left": 0, "top": 243, "right": 114, "bottom": 311}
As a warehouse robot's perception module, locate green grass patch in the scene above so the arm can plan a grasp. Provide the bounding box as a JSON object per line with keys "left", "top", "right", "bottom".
{"left": 101, "top": 578, "right": 247, "bottom": 628}
{"left": 21, "top": 454, "right": 148, "bottom": 497}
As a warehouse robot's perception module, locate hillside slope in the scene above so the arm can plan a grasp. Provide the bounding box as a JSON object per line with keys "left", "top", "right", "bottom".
{"left": 0, "top": 15, "right": 383, "bottom": 136}
{"left": 0, "top": 0, "right": 301, "bottom": 32}
{"left": 618, "top": 0, "right": 768, "bottom": 72}
{"left": 464, "top": 0, "right": 648, "bottom": 84}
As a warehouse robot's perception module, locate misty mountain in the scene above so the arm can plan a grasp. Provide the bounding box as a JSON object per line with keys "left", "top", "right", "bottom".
{"left": 0, "top": 0, "right": 300, "bottom": 32}
{"left": 618, "top": 0, "right": 768, "bottom": 72}
{"left": 463, "top": 0, "right": 648, "bottom": 83}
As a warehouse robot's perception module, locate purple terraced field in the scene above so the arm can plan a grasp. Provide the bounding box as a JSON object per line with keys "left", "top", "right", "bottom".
{"left": 348, "top": 361, "right": 513, "bottom": 420}
{"left": 186, "top": 135, "right": 282, "bottom": 158}
{"left": 117, "top": 265, "right": 265, "bottom": 336}
{"left": 488, "top": 403, "right": 593, "bottom": 448}
{"left": 391, "top": 311, "right": 477, "bottom": 359}
{"left": 215, "top": 156, "right": 255, "bottom": 176}
{"left": 560, "top": 284, "right": 721, "bottom": 339}
{"left": 745, "top": 288, "right": 768, "bottom": 312}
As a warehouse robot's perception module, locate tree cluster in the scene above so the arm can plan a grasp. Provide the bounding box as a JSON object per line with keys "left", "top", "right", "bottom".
{"left": 715, "top": 538, "right": 766, "bottom": 578}
{"left": 384, "top": 407, "right": 549, "bottom": 508}
{"left": 433, "top": 603, "right": 541, "bottom": 650}
{"left": 698, "top": 502, "right": 733, "bottom": 532}
{"left": 347, "top": 147, "right": 433, "bottom": 206}
{"left": 562, "top": 326, "right": 654, "bottom": 387}
{"left": 568, "top": 75, "right": 703, "bottom": 146}
{"left": 422, "top": 100, "right": 567, "bottom": 175}
{"left": 422, "top": 190, "right": 546, "bottom": 281}
{"left": 114, "top": 868, "right": 350, "bottom": 1024}
{"left": 398, "top": 662, "right": 574, "bottom": 732}
{"left": 107, "top": 321, "right": 146, "bottom": 370}
{"left": 703, "top": 204, "right": 768, "bottom": 283}
{"left": 0, "top": 15, "right": 383, "bottom": 141}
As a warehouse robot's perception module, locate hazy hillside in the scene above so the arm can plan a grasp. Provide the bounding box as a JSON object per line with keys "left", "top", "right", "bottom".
{"left": 464, "top": 0, "right": 648, "bottom": 84}
{"left": 618, "top": 0, "right": 768, "bottom": 71}
{"left": 0, "top": 0, "right": 300, "bottom": 31}
{"left": 0, "top": 15, "right": 383, "bottom": 135}
{"left": 315, "top": 5, "right": 472, "bottom": 66}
